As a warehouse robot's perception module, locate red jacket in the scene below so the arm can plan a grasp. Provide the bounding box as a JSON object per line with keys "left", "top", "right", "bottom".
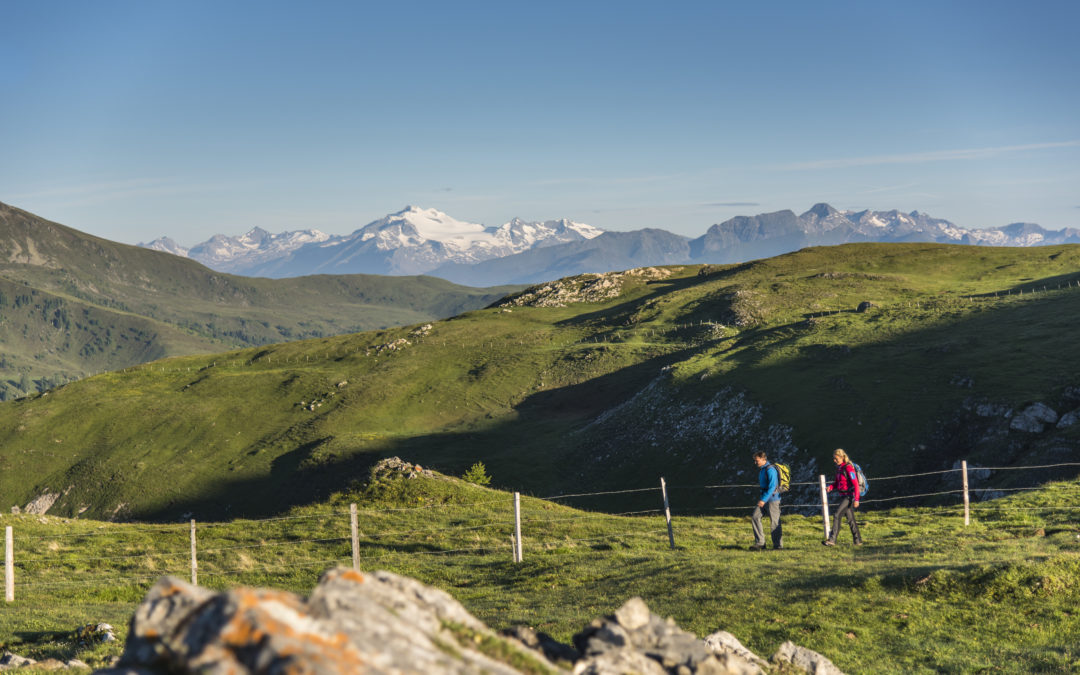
{"left": 828, "top": 462, "right": 861, "bottom": 502}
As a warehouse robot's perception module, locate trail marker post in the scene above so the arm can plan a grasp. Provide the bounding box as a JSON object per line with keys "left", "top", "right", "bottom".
{"left": 819, "top": 475, "right": 831, "bottom": 541}
{"left": 513, "top": 493, "right": 523, "bottom": 563}
{"left": 190, "top": 520, "right": 198, "bottom": 586}
{"left": 350, "top": 503, "right": 360, "bottom": 571}
{"left": 660, "top": 478, "right": 675, "bottom": 549}
{"left": 962, "top": 460, "right": 970, "bottom": 526}
{"left": 5, "top": 526, "right": 12, "bottom": 602}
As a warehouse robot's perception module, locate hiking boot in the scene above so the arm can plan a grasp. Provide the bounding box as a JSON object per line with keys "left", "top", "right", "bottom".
{"left": 822, "top": 539, "right": 835, "bottom": 546}
{"left": 749, "top": 544, "right": 765, "bottom": 551}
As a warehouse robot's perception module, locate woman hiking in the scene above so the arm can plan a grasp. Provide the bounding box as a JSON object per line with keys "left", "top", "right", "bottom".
{"left": 823, "top": 448, "right": 862, "bottom": 546}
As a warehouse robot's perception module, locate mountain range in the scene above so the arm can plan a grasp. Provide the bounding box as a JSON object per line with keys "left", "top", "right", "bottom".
{"left": 142, "top": 203, "right": 1080, "bottom": 285}
{"left": 0, "top": 201, "right": 513, "bottom": 399}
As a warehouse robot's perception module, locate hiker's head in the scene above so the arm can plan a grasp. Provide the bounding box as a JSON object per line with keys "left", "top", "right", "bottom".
{"left": 753, "top": 450, "right": 768, "bottom": 467}
{"left": 833, "top": 448, "right": 849, "bottom": 464}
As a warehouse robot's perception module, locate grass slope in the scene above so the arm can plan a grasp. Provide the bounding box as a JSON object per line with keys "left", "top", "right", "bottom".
{"left": 0, "top": 469, "right": 1077, "bottom": 673}
{"left": 0, "top": 243, "right": 1079, "bottom": 520}
{"left": 0, "top": 201, "right": 516, "bottom": 397}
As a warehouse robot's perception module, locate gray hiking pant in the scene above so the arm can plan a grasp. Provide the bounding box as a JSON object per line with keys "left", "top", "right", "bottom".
{"left": 829, "top": 495, "right": 862, "bottom": 543}
{"left": 751, "top": 501, "right": 782, "bottom": 548}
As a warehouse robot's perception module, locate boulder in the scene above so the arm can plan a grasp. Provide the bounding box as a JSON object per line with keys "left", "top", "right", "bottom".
{"left": 0, "top": 652, "right": 37, "bottom": 670}
{"left": 703, "top": 631, "right": 768, "bottom": 673}
{"left": 771, "top": 641, "right": 845, "bottom": 675}
{"left": 1057, "top": 410, "right": 1080, "bottom": 429}
{"left": 1010, "top": 403, "right": 1058, "bottom": 433}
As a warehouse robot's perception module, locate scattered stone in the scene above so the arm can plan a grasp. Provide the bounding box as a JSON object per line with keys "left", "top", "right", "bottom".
{"left": 336, "top": 380, "right": 348, "bottom": 388}
{"left": 410, "top": 323, "right": 434, "bottom": 336}
{"left": 950, "top": 374, "right": 974, "bottom": 389}
{"left": 974, "top": 402, "right": 1012, "bottom": 418}
{"left": 771, "top": 641, "right": 845, "bottom": 675}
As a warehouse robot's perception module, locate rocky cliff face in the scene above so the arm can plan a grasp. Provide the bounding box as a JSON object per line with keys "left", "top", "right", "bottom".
{"left": 95, "top": 568, "right": 843, "bottom": 674}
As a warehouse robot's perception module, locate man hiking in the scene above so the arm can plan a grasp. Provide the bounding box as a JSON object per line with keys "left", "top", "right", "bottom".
{"left": 750, "top": 451, "right": 783, "bottom": 551}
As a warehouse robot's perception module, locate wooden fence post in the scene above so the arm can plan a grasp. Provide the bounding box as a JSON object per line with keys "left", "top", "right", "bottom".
{"left": 190, "top": 519, "right": 198, "bottom": 586}
{"left": 962, "top": 460, "right": 970, "bottom": 526}
{"left": 660, "top": 477, "right": 675, "bottom": 549}
{"left": 513, "top": 493, "right": 523, "bottom": 563}
{"left": 819, "top": 475, "right": 831, "bottom": 541}
{"left": 350, "top": 503, "right": 359, "bottom": 571}
{"left": 5, "top": 526, "right": 12, "bottom": 603}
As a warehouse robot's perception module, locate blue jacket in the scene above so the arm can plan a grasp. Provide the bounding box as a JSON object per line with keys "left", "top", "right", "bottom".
{"left": 759, "top": 464, "right": 780, "bottom": 503}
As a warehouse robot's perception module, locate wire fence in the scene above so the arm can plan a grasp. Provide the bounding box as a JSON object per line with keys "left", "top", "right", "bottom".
{"left": 3, "top": 460, "right": 1079, "bottom": 602}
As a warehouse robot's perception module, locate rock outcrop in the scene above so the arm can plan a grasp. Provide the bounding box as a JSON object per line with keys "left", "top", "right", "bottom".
{"left": 97, "top": 570, "right": 844, "bottom": 674}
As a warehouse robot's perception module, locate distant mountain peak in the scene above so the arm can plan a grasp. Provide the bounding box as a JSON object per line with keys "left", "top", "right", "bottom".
{"left": 803, "top": 203, "right": 839, "bottom": 218}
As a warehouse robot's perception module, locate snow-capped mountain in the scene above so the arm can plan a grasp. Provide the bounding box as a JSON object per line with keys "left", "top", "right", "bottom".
{"left": 139, "top": 236, "right": 189, "bottom": 258}
{"left": 139, "top": 203, "right": 1077, "bottom": 285}
{"left": 141, "top": 227, "right": 331, "bottom": 274}
{"left": 140, "top": 206, "right": 604, "bottom": 278}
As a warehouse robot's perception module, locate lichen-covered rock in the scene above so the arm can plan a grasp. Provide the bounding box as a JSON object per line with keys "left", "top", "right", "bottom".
{"left": 102, "top": 569, "right": 536, "bottom": 675}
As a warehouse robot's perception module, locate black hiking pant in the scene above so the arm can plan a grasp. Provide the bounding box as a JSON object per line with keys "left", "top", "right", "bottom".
{"left": 829, "top": 495, "right": 861, "bottom": 543}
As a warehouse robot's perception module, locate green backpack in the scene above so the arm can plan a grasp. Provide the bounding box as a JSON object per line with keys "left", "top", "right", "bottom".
{"left": 772, "top": 463, "right": 791, "bottom": 493}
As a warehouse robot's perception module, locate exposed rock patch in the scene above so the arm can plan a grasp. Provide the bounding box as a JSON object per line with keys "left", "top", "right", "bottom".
{"left": 499, "top": 267, "right": 673, "bottom": 308}
{"left": 23, "top": 491, "right": 60, "bottom": 515}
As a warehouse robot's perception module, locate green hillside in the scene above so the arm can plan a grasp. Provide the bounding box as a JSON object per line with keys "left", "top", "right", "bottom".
{"left": 0, "top": 201, "right": 515, "bottom": 398}
{"left": 0, "top": 242, "right": 1077, "bottom": 521}
{"left": 1, "top": 467, "right": 1078, "bottom": 673}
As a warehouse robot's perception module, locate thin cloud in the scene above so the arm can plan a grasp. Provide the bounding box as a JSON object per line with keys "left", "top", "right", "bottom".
{"left": 781, "top": 141, "right": 1080, "bottom": 171}
{"left": 703, "top": 202, "right": 760, "bottom": 207}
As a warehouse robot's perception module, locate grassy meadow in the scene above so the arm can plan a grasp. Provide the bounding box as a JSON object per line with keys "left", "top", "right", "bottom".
{"left": 1, "top": 469, "right": 1078, "bottom": 673}
{"left": 1, "top": 243, "right": 1079, "bottom": 520}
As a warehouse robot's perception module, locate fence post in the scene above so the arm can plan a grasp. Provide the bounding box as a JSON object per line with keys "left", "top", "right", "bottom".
{"left": 660, "top": 477, "right": 675, "bottom": 549}
{"left": 962, "top": 460, "right": 970, "bottom": 526}
{"left": 819, "top": 475, "right": 831, "bottom": 541}
{"left": 5, "top": 526, "right": 12, "bottom": 603}
{"left": 513, "top": 492, "right": 523, "bottom": 563}
{"left": 190, "top": 519, "right": 198, "bottom": 586}
{"left": 350, "top": 503, "right": 359, "bottom": 571}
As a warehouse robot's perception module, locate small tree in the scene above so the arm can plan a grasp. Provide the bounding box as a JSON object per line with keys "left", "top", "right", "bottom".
{"left": 462, "top": 461, "right": 491, "bottom": 486}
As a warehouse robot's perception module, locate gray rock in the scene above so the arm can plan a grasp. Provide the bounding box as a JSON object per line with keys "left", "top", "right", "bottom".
{"left": 614, "top": 596, "right": 651, "bottom": 630}
{"left": 1009, "top": 403, "right": 1059, "bottom": 433}
{"left": 771, "top": 640, "right": 845, "bottom": 674}
{"left": 1057, "top": 410, "right": 1080, "bottom": 428}
{"left": 1023, "top": 402, "right": 1059, "bottom": 424}
{"left": 0, "top": 652, "right": 37, "bottom": 669}
{"left": 703, "top": 631, "right": 767, "bottom": 673}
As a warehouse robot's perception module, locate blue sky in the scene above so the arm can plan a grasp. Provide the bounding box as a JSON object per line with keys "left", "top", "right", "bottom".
{"left": 2, "top": 0, "right": 1078, "bottom": 244}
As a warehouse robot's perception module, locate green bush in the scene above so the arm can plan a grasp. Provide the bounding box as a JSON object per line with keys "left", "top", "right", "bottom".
{"left": 462, "top": 461, "right": 491, "bottom": 486}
